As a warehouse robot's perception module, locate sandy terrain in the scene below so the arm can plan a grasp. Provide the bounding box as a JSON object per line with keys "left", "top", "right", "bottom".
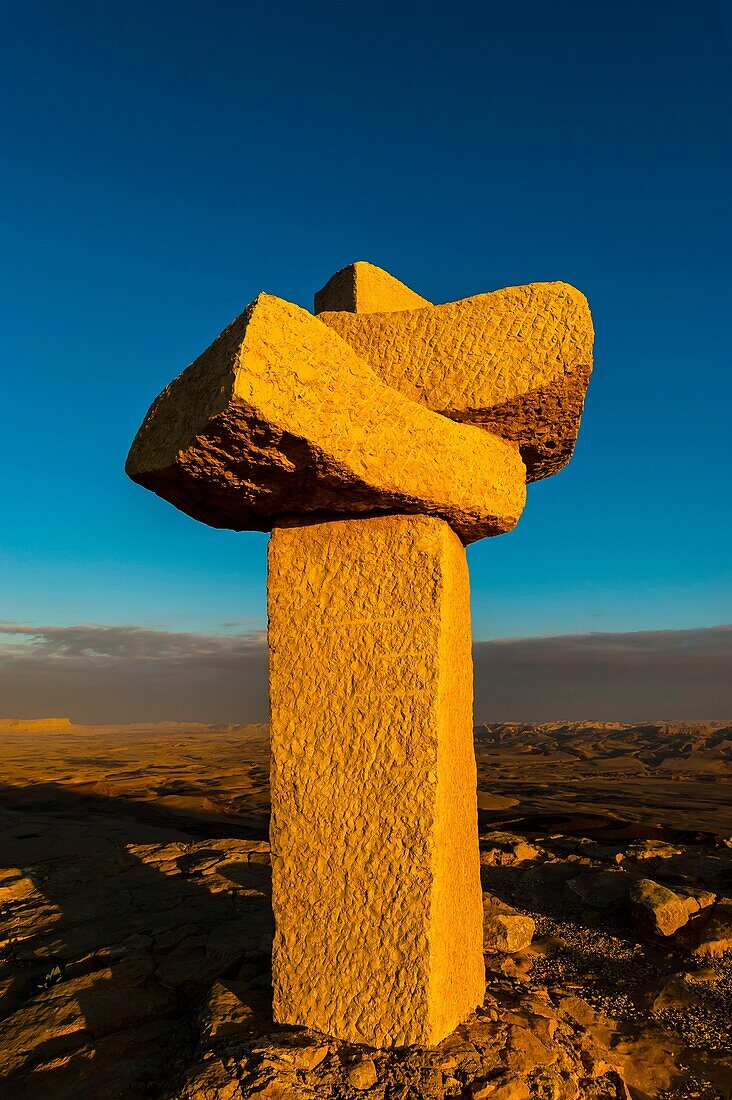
{"left": 0, "top": 719, "right": 730, "bottom": 1099}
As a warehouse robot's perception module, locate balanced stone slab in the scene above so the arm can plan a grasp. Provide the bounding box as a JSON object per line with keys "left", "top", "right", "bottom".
{"left": 126, "top": 291, "right": 525, "bottom": 543}
{"left": 318, "top": 279, "right": 594, "bottom": 481}
{"left": 314, "top": 260, "right": 431, "bottom": 315}
{"left": 268, "top": 515, "right": 485, "bottom": 1048}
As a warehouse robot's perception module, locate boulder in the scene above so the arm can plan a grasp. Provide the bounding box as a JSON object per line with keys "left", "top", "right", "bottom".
{"left": 625, "top": 840, "right": 684, "bottom": 862}
{"left": 480, "top": 832, "right": 539, "bottom": 867}
{"left": 483, "top": 896, "right": 535, "bottom": 954}
{"left": 472, "top": 1077, "right": 530, "bottom": 1099}
{"left": 567, "top": 869, "right": 632, "bottom": 909}
{"left": 646, "top": 977, "right": 701, "bottom": 1012}
{"left": 694, "top": 898, "right": 732, "bottom": 957}
{"left": 200, "top": 979, "right": 261, "bottom": 1039}
{"left": 347, "top": 1057, "right": 378, "bottom": 1090}
{"left": 318, "top": 274, "right": 593, "bottom": 481}
{"left": 127, "top": 293, "right": 525, "bottom": 544}
{"left": 630, "top": 879, "right": 714, "bottom": 938}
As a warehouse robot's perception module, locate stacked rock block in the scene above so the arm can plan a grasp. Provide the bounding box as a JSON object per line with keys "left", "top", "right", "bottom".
{"left": 268, "top": 516, "right": 484, "bottom": 1046}
{"left": 126, "top": 260, "right": 594, "bottom": 1048}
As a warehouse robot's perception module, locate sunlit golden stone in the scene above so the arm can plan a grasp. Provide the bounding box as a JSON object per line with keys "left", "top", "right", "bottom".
{"left": 126, "top": 292, "right": 525, "bottom": 543}
{"left": 125, "top": 263, "right": 594, "bottom": 1053}
{"left": 268, "top": 515, "right": 485, "bottom": 1047}
{"left": 314, "top": 259, "right": 431, "bottom": 314}
{"left": 318, "top": 271, "right": 594, "bottom": 481}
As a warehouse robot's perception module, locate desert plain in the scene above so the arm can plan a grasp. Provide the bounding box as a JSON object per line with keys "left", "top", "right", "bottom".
{"left": 0, "top": 718, "right": 730, "bottom": 1100}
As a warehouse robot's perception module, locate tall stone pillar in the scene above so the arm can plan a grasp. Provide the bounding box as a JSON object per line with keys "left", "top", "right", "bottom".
{"left": 126, "top": 261, "right": 593, "bottom": 1049}
{"left": 267, "top": 515, "right": 485, "bottom": 1048}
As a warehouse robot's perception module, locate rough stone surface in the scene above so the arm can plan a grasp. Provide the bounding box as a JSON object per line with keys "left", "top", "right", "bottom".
{"left": 314, "top": 260, "right": 431, "bottom": 314}
{"left": 267, "top": 515, "right": 485, "bottom": 1047}
{"left": 347, "top": 1058, "right": 378, "bottom": 1090}
{"left": 126, "top": 292, "right": 525, "bottom": 543}
{"left": 318, "top": 278, "right": 593, "bottom": 481}
{"left": 472, "top": 1078, "right": 530, "bottom": 1100}
{"left": 483, "top": 896, "right": 535, "bottom": 954}
{"left": 694, "top": 898, "right": 732, "bottom": 958}
{"left": 567, "top": 870, "right": 633, "bottom": 909}
{"left": 630, "top": 878, "right": 708, "bottom": 938}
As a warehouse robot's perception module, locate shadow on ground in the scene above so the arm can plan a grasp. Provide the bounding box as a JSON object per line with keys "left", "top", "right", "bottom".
{"left": 0, "top": 782, "right": 273, "bottom": 1098}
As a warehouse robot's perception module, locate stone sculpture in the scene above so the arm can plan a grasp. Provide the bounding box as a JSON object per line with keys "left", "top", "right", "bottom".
{"left": 126, "top": 262, "right": 593, "bottom": 1048}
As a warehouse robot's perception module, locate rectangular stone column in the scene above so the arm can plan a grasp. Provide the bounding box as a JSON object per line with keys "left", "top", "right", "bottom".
{"left": 267, "top": 515, "right": 484, "bottom": 1048}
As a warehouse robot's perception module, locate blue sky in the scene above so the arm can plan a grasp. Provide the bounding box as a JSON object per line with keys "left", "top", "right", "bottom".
{"left": 2, "top": 0, "right": 730, "bottom": 645}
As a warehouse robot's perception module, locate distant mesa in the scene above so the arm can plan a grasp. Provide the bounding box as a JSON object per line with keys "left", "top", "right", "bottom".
{"left": 0, "top": 717, "right": 74, "bottom": 733}
{"left": 0, "top": 718, "right": 267, "bottom": 736}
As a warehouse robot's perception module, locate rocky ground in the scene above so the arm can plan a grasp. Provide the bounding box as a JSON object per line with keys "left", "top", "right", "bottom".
{"left": 0, "top": 720, "right": 730, "bottom": 1099}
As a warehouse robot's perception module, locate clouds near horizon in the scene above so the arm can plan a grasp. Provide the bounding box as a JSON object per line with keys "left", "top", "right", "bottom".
{"left": 1, "top": 621, "right": 729, "bottom": 725}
